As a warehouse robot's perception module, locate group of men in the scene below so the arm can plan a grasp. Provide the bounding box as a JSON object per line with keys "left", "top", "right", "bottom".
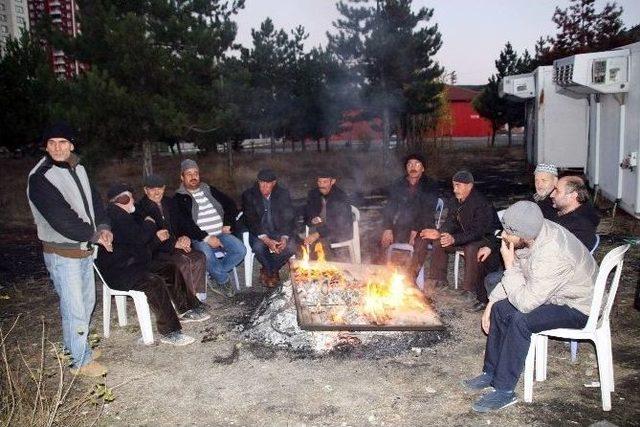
{"left": 28, "top": 121, "right": 603, "bottom": 413}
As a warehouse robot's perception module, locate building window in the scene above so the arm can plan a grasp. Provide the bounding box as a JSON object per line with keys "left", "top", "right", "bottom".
{"left": 16, "top": 6, "right": 24, "bottom": 13}
{"left": 0, "top": 15, "right": 6, "bottom": 22}
{"left": 1, "top": 25, "right": 8, "bottom": 33}
{"left": 0, "top": 4, "right": 5, "bottom": 11}
{"left": 17, "top": 17, "right": 25, "bottom": 25}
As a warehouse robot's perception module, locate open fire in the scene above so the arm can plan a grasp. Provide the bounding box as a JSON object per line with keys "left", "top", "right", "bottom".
{"left": 290, "top": 244, "right": 443, "bottom": 331}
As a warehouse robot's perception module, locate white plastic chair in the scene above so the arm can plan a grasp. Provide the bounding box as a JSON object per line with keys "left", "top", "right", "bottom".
{"left": 304, "top": 205, "right": 362, "bottom": 264}
{"left": 94, "top": 264, "right": 154, "bottom": 345}
{"left": 241, "top": 231, "right": 256, "bottom": 288}
{"left": 523, "top": 244, "right": 630, "bottom": 411}
{"left": 453, "top": 208, "right": 506, "bottom": 289}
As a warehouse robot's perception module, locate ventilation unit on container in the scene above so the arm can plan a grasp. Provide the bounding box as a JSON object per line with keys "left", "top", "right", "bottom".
{"left": 553, "top": 49, "right": 630, "bottom": 94}
{"left": 499, "top": 73, "right": 535, "bottom": 100}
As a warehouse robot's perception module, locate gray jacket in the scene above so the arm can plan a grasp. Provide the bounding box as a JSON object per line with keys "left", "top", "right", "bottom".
{"left": 489, "top": 220, "right": 597, "bottom": 315}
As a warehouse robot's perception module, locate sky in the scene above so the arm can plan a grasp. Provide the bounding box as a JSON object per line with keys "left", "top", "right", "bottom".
{"left": 233, "top": 0, "right": 640, "bottom": 85}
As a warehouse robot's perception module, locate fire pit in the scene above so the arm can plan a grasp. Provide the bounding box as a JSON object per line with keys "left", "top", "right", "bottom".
{"left": 291, "top": 257, "right": 443, "bottom": 332}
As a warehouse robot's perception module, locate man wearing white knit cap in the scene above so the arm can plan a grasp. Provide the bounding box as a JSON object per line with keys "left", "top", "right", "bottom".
{"left": 531, "top": 163, "right": 558, "bottom": 219}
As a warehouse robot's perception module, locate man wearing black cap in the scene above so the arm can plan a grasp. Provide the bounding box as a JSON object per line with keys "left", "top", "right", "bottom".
{"left": 241, "top": 169, "right": 296, "bottom": 287}
{"left": 27, "top": 121, "right": 112, "bottom": 376}
{"left": 380, "top": 153, "right": 441, "bottom": 252}
{"left": 174, "top": 159, "right": 246, "bottom": 297}
{"left": 96, "top": 184, "right": 209, "bottom": 347}
{"left": 136, "top": 174, "right": 208, "bottom": 301}
{"left": 303, "top": 170, "right": 353, "bottom": 259}
{"left": 428, "top": 170, "right": 501, "bottom": 311}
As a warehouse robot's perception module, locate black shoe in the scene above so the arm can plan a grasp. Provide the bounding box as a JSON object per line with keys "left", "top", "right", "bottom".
{"left": 470, "top": 301, "right": 488, "bottom": 312}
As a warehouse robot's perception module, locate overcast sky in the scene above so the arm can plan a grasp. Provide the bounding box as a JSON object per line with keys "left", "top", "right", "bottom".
{"left": 233, "top": 0, "right": 640, "bottom": 85}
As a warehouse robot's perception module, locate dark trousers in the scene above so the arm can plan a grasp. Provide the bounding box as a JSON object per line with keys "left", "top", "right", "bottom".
{"left": 409, "top": 237, "right": 437, "bottom": 279}
{"left": 483, "top": 299, "right": 588, "bottom": 391}
{"left": 148, "top": 258, "right": 203, "bottom": 314}
{"left": 249, "top": 233, "right": 296, "bottom": 275}
{"left": 131, "top": 272, "right": 183, "bottom": 335}
{"left": 429, "top": 240, "right": 498, "bottom": 302}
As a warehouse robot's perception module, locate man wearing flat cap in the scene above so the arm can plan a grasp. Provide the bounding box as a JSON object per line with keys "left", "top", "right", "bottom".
{"left": 135, "top": 174, "right": 208, "bottom": 301}
{"left": 241, "top": 169, "right": 296, "bottom": 287}
{"left": 27, "top": 121, "right": 112, "bottom": 377}
{"left": 463, "top": 201, "right": 597, "bottom": 412}
{"left": 303, "top": 170, "right": 353, "bottom": 259}
{"left": 174, "top": 159, "right": 246, "bottom": 297}
{"left": 380, "top": 153, "right": 441, "bottom": 253}
{"left": 427, "top": 170, "right": 501, "bottom": 311}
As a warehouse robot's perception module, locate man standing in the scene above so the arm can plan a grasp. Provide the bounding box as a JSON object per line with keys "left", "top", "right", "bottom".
{"left": 463, "top": 201, "right": 597, "bottom": 412}
{"left": 27, "top": 122, "right": 112, "bottom": 376}
{"left": 174, "top": 159, "right": 246, "bottom": 297}
{"left": 428, "top": 171, "right": 501, "bottom": 310}
{"left": 531, "top": 163, "right": 558, "bottom": 219}
{"left": 242, "top": 169, "right": 296, "bottom": 287}
{"left": 380, "top": 154, "right": 440, "bottom": 249}
{"left": 303, "top": 170, "right": 353, "bottom": 259}
{"left": 550, "top": 175, "right": 600, "bottom": 250}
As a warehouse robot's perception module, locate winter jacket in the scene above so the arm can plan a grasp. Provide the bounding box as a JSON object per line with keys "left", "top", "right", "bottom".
{"left": 530, "top": 194, "right": 557, "bottom": 220}
{"left": 550, "top": 203, "right": 600, "bottom": 250}
{"left": 95, "top": 203, "right": 158, "bottom": 290}
{"left": 303, "top": 186, "right": 353, "bottom": 243}
{"left": 135, "top": 195, "right": 192, "bottom": 255}
{"left": 489, "top": 220, "right": 597, "bottom": 316}
{"left": 27, "top": 153, "right": 109, "bottom": 257}
{"left": 382, "top": 175, "right": 441, "bottom": 239}
{"left": 174, "top": 184, "right": 239, "bottom": 240}
{"left": 442, "top": 188, "right": 501, "bottom": 247}
{"left": 241, "top": 183, "right": 295, "bottom": 238}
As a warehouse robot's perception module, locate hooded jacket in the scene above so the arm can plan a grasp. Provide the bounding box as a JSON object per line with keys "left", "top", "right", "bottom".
{"left": 550, "top": 203, "right": 600, "bottom": 250}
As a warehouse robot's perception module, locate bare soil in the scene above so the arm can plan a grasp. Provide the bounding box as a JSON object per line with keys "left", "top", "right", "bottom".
{"left": 2, "top": 145, "right": 640, "bottom": 426}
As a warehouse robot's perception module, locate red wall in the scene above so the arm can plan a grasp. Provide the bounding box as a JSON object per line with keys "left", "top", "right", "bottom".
{"left": 450, "top": 101, "right": 492, "bottom": 137}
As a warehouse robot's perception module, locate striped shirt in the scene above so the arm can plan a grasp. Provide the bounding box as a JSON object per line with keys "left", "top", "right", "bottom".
{"left": 192, "top": 189, "right": 223, "bottom": 236}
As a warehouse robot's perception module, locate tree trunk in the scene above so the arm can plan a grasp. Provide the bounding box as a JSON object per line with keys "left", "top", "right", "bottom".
{"left": 324, "top": 137, "right": 329, "bottom": 152}
{"left": 142, "top": 140, "right": 153, "bottom": 178}
{"left": 291, "top": 139, "right": 295, "bottom": 152}
{"left": 226, "top": 141, "right": 234, "bottom": 178}
{"left": 382, "top": 107, "right": 391, "bottom": 165}
{"left": 491, "top": 128, "right": 497, "bottom": 147}
{"left": 316, "top": 138, "right": 321, "bottom": 152}
{"left": 176, "top": 140, "right": 182, "bottom": 157}
{"left": 507, "top": 124, "right": 512, "bottom": 147}
{"left": 302, "top": 138, "right": 306, "bottom": 151}
{"left": 270, "top": 135, "right": 275, "bottom": 153}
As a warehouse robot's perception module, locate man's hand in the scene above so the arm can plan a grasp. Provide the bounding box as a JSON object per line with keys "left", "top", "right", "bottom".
{"left": 274, "top": 236, "right": 288, "bottom": 254}
{"left": 481, "top": 301, "right": 494, "bottom": 334}
{"left": 381, "top": 229, "right": 394, "bottom": 247}
{"left": 311, "top": 216, "right": 323, "bottom": 225}
{"left": 175, "top": 236, "right": 191, "bottom": 252}
{"left": 303, "top": 232, "right": 320, "bottom": 247}
{"left": 221, "top": 226, "right": 232, "bottom": 234}
{"left": 260, "top": 236, "right": 279, "bottom": 253}
{"left": 500, "top": 240, "right": 516, "bottom": 269}
{"left": 408, "top": 230, "right": 417, "bottom": 246}
{"left": 420, "top": 228, "right": 440, "bottom": 240}
{"left": 440, "top": 232, "right": 455, "bottom": 247}
{"left": 207, "top": 236, "right": 223, "bottom": 248}
{"left": 97, "top": 230, "right": 113, "bottom": 252}
{"left": 477, "top": 246, "right": 492, "bottom": 262}
{"left": 156, "top": 229, "right": 170, "bottom": 242}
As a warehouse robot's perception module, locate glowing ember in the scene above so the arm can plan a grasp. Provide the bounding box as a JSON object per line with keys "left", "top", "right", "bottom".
{"left": 314, "top": 242, "right": 326, "bottom": 263}
{"left": 362, "top": 271, "right": 430, "bottom": 325}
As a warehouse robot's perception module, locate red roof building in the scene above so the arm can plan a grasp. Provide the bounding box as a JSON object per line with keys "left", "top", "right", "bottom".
{"left": 444, "top": 85, "right": 492, "bottom": 138}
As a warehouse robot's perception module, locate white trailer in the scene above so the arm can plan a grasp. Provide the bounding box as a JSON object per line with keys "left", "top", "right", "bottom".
{"left": 554, "top": 43, "right": 638, "bottom": 218}
{"left": 500, "top": 66, "right": 590, "bottom": 169}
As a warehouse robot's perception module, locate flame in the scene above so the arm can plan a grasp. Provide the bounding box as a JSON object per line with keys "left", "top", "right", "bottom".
{"left": 362, "top": 271, "right": 427, "bottom": 324}
{"left": 314, "top": 242, "right": 326, "bottom": 263}
{"left": 301, "top": 245, "right": 310, "bottom": 269}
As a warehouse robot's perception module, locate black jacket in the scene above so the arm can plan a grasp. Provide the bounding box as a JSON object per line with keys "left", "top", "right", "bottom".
{"left": 442, "top": 188, "right": 501, "bottom": 247}
{"left": 304, "top": 186, "right": 353, "bottom": 243}
{"left": 551, "top": 203, "right": 600, "bottom": 250}
{"left": 173, "top": 185, "right": 239, "bottom": 241}
{"left": 382, "top": 175, "right": 441, "bottom": 236}
{"left": 96, "top": 204, "right": 158, "bottom": 290}
{"left": 241, "top": 183, "right": 295, "bottom": 237}
{"left": 135, "top": 195, "right": 193, "bottom": 255}
{"left": 530, "top": 195, "right": 557, "bottom": 220}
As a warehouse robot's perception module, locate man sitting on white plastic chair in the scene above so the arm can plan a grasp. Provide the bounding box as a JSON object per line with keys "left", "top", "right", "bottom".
{"left": 303, "top": 170, "right": 353, "bottom": 261}
{"left": 96, "top": 183, "right": 210, "bottom": 346}
{"left": 462, "top": 201, "right": 597, "bottom": 412}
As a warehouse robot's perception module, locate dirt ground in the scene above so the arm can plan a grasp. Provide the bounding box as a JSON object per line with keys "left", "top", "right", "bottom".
{"left": 2, "top": 146, "right": 640, "bottom": 426}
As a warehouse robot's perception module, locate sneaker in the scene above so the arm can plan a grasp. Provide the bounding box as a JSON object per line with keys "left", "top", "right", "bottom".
{"left": 159, "top": 331, "right": 196, "bottom": 346}
{"left": 462, "top": 373, "right": 494, "bottom": 391}
{"left": 179, "top": 309, "right": 211, "bottom": 323}
{"left": 472, "top": 390, "right": 518, "bottom": 413}
{"left": 70, "top": 361, "right": 108, "bottom": 377}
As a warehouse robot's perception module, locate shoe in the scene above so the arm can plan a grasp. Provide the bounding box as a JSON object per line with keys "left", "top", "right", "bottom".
{"left": 179, "top": 309, "right": 211, "bottom": 323}
{"left": 470, "top": 301, "right": 488, "bottom": 312}
{"left": 70, "top": 361, "right": 108, "bottom": 377}
{"left": 462, "top": 373, "right": 494, "bottom": 391}
{"left": 266, "top": 272, "right": 280, "bottom": 288}
{"left": 159, "top": 331, "right": 196, "bottom": 346}
{"left": 259, "top": 268, "right": 270, "bottom": 286}
{"left": 472, "top": 390, "right": 518, "bottom": 413}
{"left": 209, "top": 279, "right": 235, "bottom": 298}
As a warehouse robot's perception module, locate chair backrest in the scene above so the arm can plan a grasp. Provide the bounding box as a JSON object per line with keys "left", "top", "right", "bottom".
{"left": 590, "top": 234, "right": 600, "bottom": 254}
{"left": 584, "top": 244, "right": 630, "bottom": 331}
{"left": 385, "top": 243, "right": 414, "bottom": 263}
{"left": 435, "top": 198, "right": 444, "bottom": 230}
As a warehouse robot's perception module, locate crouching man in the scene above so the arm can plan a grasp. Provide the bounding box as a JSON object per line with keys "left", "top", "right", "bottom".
{"left": 463, "top": 201, "right": 597, "bottom": 412}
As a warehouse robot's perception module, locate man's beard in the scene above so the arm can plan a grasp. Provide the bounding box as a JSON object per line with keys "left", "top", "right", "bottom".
{"left": 533, "top": 190, "right": 551, "bottom": 201}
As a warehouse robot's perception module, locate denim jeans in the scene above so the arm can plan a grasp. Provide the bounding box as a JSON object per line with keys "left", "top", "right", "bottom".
{"left": 249, "top": 233, "right": 296, "bottom": 275}
{"left": 484, "top": 269, "right": 504, "bottom": 297}
{"left": 43, "top": 252, "right": 95, "bottom": 368}
{"left": 192, "top": 233, "right": 246, "bottom": 284}
{"left": 483, "top": 299, "right": 588, "bottom": 391}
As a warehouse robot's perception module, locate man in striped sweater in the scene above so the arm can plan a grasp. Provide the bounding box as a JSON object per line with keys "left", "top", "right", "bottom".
{"left": 174, "top": 159, "right": 246, "bottom": 297}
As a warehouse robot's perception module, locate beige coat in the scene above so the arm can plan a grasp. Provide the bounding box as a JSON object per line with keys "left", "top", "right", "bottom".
{"left": 489, "top": 220, "right": 598, "bottom": 315}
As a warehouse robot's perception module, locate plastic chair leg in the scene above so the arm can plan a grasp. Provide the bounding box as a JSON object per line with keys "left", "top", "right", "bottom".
{"left": 103, "top": 285, "right": 111, "bottom": 338}
{"left": 244, "top": 253, "right": 254, "bottom": 288}
{"left": 347, "top": 244, "right": 356, "bottom": 264}
{"left": 232, "top": 267, "right": 240, "bottom": 291}
{"left": 115, "top": 295, "right": 128, "bottom": 327}
{"left": 535, "top": 335, "right": 548, "bottom": 382}
{"left": 594, "top": 336, "right": 612, "bottom": 411}
{"left": 132, "top": 293, "right": 154, "bottom": 345}
{"left": 523, "top": 337, "right": 536, "bottom": 402}
{"left": 416, "top": 267, "right": 425, "bottom": 290}
{"left": 453, "top": 253, "right": 460, "bottom": 289}
{"left": 570, "top": 340, "right": 578, "bottom": 363}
